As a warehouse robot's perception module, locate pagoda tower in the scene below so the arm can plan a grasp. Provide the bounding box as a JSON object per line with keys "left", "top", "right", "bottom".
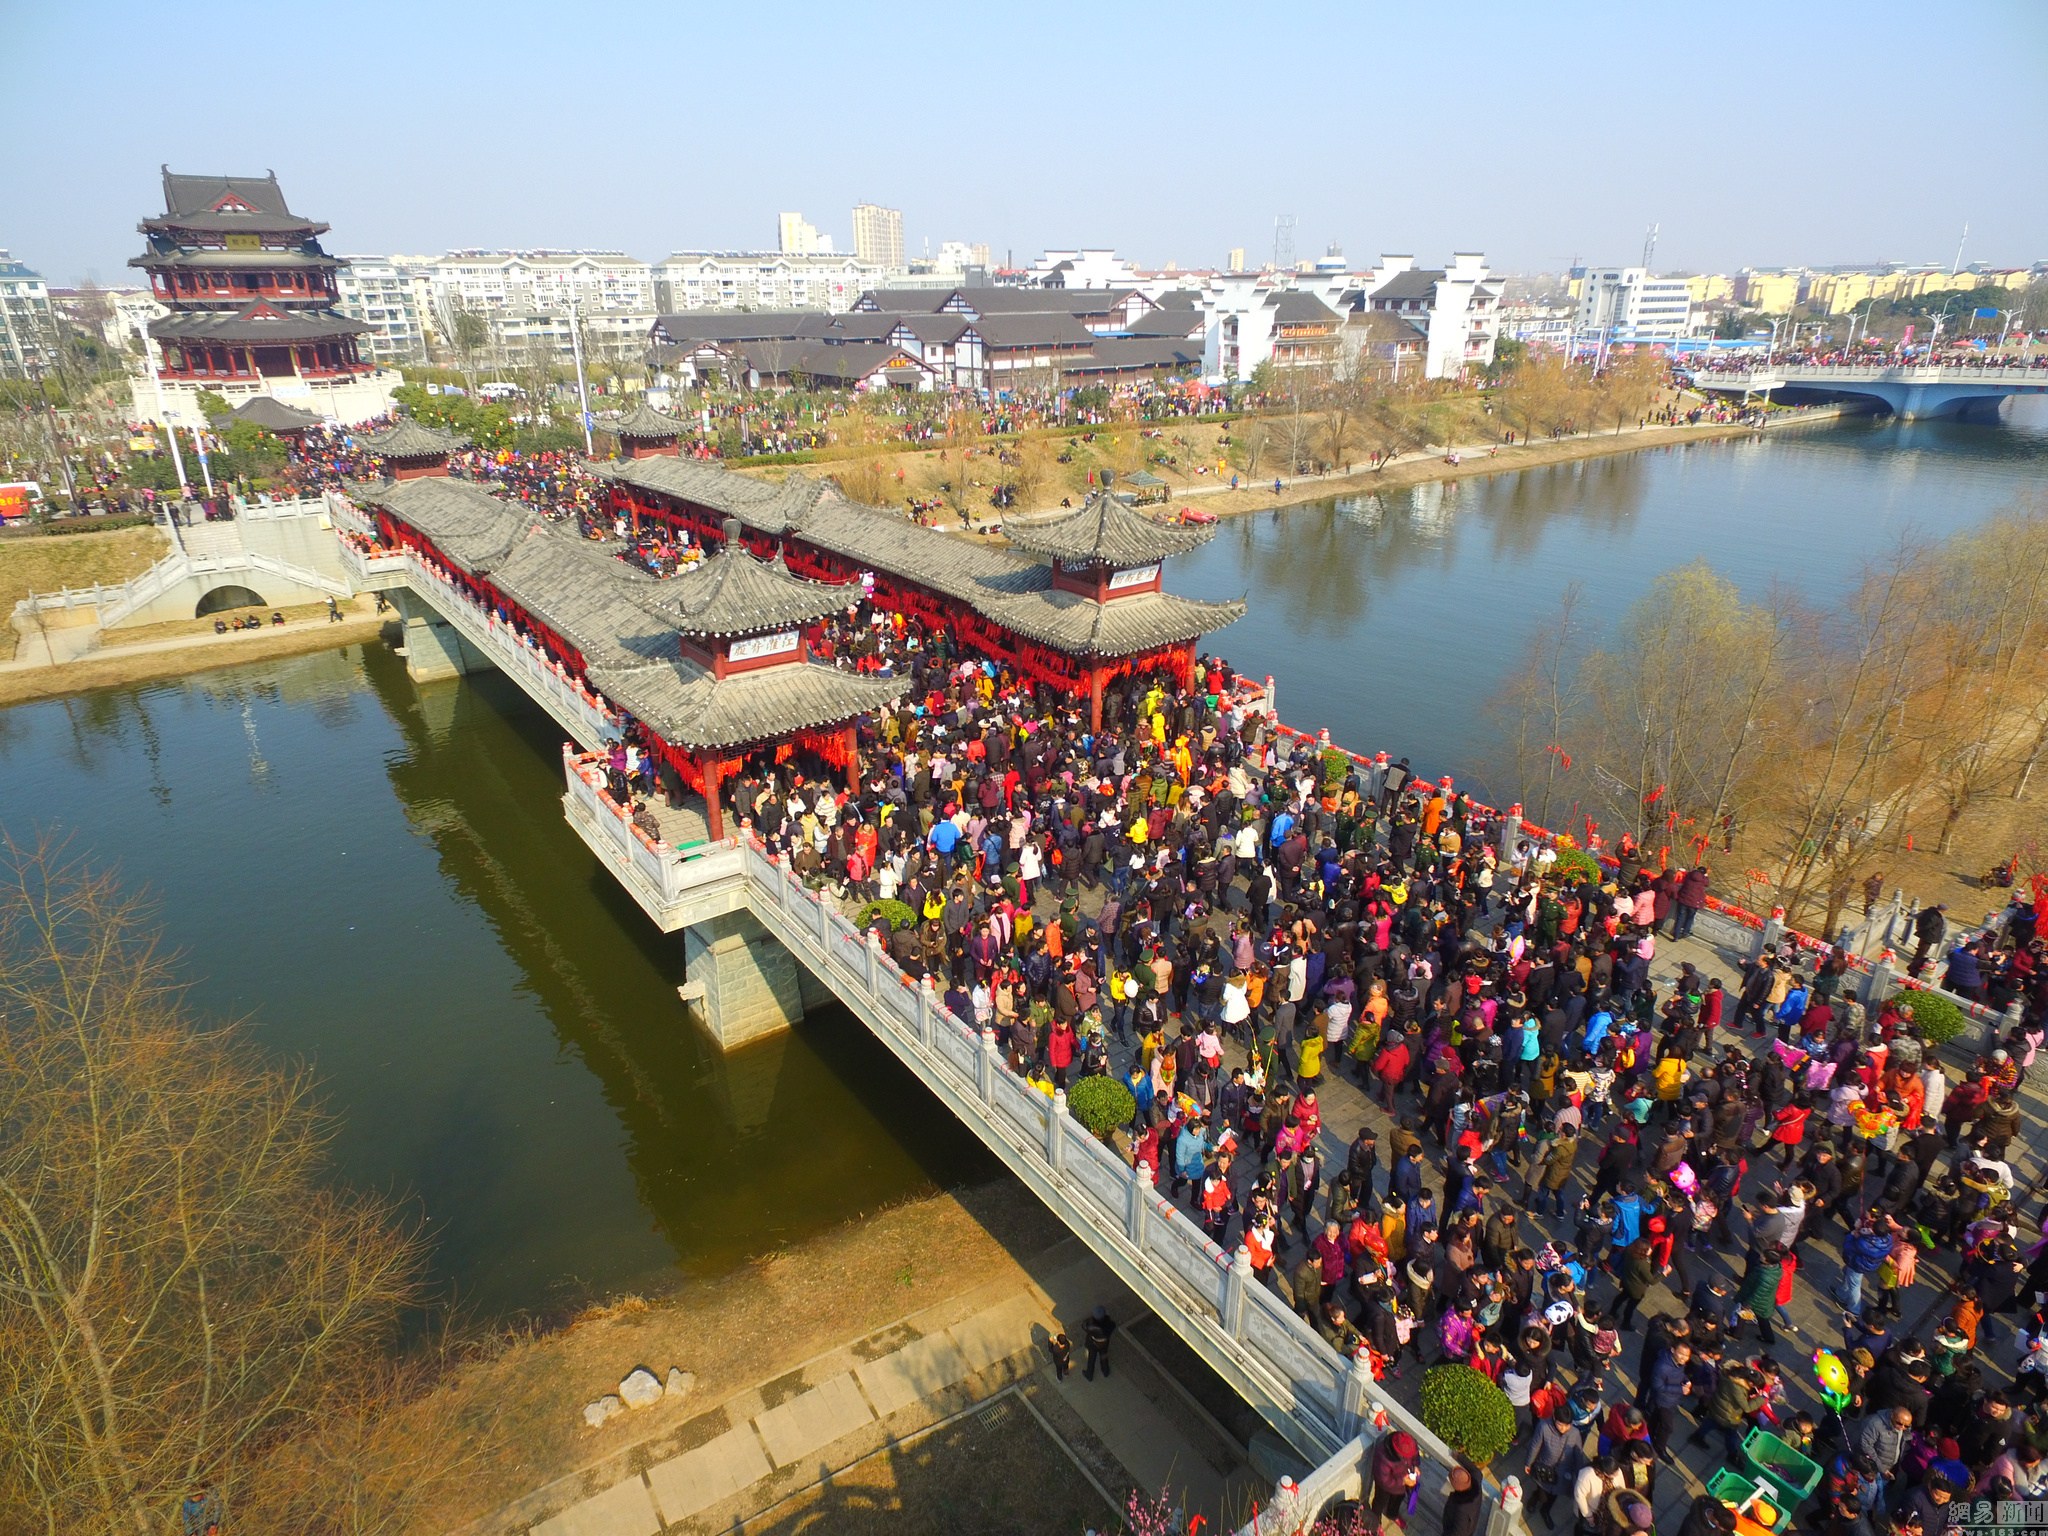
{"left": 130, "top": 168, "right": 397, "bottom": 429}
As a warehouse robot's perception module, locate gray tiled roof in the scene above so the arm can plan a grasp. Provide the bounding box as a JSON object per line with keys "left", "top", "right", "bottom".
{"left": 232, "top": 396, "right": 325, "bottom": 430}
{"left": 350, "top": 476, "right": 532, "bottom": 572}
{"left": 586, "top": 659, "right": 905, "bottom": 751}
{"left": 594, "top": 460, "right": 1240, "bottom": 657}
{"left": 1369, "top": 269, "right": 1444, "bottom": 303}
{"left": 160, "top": 170, "right": 293, "bottom": 218}
{"left": 1265, "top": 290, "right": 1340, "bottom": 324}
{"left": 150, "top": 302, "right": 368, "bottom": 343}
{"left": 1064, "top": 337, "right": 1204, "bottom": 373}
{"left": 1003, "top": 490, "right": 1216, "bottom": 566}
{"left": 975, "top": 588, "right": 1247, "bottom": 658}
{"left": 603, "top": 401, "right": 689, "bottom": 439}
{"left": 358, "top": 418, "right": 472, "bottom": 459}
{"left": 486, "top": 526, "right": 675, "bottom": 668}
{"left": 131, "top": 248, "right": 339, "bottom": 270}
{"left": 968, "top": 312, "right": 1097, "bottom": 348}
{"left": 636, "top": 542, "right": 856, "bottom": 637}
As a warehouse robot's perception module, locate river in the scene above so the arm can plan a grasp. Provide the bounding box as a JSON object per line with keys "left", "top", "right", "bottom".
{"left": 1167, "top": 403, "right": 2048, "bottom": 792}
{"left": 3, "top": 404, "right": 2042, "bottom": 1315}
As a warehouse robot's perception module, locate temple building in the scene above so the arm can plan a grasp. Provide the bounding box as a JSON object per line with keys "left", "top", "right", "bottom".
{"left": 601, "top": 400, "right": 690, "bottom": 459}
{"left": 130, "top": 169, "right": 399, "bottom": 429}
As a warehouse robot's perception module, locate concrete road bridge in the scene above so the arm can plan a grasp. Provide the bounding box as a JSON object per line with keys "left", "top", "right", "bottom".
{"left": 1685, "top": 360, "right": 2048, "bottom": 420}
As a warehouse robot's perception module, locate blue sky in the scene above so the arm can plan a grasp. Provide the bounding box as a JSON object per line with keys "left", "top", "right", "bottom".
{"left": 6, "top": 0, "right": 2045, "bottom": 286}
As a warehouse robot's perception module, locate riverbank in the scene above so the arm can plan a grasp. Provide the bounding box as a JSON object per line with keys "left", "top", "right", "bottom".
{"left": 1143, "top": 403, "right": 1855, "bottom": 521}
{"left": 0, "top": 600, "right": 387, "bottom": 706}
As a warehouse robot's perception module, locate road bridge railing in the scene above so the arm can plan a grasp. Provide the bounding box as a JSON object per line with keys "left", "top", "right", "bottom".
{"left": 736, "top": 839, "right": 1460, "bottom": 1475}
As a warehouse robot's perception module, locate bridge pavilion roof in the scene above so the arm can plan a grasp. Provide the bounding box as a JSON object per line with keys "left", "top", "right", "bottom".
{"left": 1001, "top": 488, "right": 1215, "bottom": 567}
{"left": 602, "top": 400, "right": 691, "bottom": 440}
{"left": 357, "top": 418, "right": 471, "bottom": 459}
{"left": 635, "top": 536, "right": 854, "bottom": 638}
{"left": 346, "top": 475, "right": 903, "bottom": 752}
{"left": 593, "top": 459, "right": 1244, "bottom": 660}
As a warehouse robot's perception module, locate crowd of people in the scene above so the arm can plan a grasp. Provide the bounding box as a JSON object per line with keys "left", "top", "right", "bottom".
{"left": 606, "top": 610, "right": 2048, "bottom": 1536}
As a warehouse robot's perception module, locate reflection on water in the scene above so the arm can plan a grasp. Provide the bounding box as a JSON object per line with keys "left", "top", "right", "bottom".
{"left": 0, "top": 644, "right": 994, "bottom": 1317}
{"left": 1170, "top": 403, "right": 2048, "bottom": 799}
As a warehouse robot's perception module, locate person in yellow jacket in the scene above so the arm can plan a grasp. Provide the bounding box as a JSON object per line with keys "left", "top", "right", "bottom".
{"left": 1652, "top": 1050, "right": 1687, "bottom": 1103}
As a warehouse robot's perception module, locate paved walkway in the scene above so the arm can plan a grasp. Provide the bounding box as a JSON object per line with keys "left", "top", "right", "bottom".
{"left": 500, "top": 1246, "right": 1252, "bottom": 1536}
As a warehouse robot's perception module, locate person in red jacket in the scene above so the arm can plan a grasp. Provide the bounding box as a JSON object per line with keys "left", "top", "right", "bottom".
{"left": 1768, "top": 1100, "right": 1812, "bottom": 1167}
{"left": 1047, "top": 1018, "right": 1077, "bottom": 1089}
{"left": 1372, "top": 1034, "right": 1411, "bottom": 1113}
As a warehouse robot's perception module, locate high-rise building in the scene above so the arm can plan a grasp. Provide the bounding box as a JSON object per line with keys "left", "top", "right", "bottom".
{"left": 778, "top": 212, "right": 832, "bottom": 255}
{"left": 0, "top": 250, "right": 58, "bottom": 380}
{"left": 130, "top": 169, "right": 396, "bottom": 426}
{"left": 335, "top": 256, "right": 429, "bottom": 364}
{"left": 1574, "top": 267, "right": 1695, "bottom": 343}
{"left": 852, "top": 203, "right": 904, "bottom": 270}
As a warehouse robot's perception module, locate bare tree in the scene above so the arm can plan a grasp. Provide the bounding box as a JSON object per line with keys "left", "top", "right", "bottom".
{"left": 0, "top": 838, "right": 425, "bottom": 1533}
{"left": 1489, "top": 584, "right": 1587, "bottom": 830}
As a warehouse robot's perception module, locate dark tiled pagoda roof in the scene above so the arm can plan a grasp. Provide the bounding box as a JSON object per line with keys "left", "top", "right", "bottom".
{"left": 486, "top": 527, "right": 675, "bottom": 668}
{"left": 977, "top": 588, "right": 1248, "bottom": 658}
{"left": 357, "top": 418, "right": 472, "bottom": 459}
{"left": 349, "top": 476, "right": 534, "bottom": 573}
{"left": 150, "top": 301, "right": 369, "bottom": 343}
{"left": 131, "top": 247, "right": 339, "bottom": 270}
{"left": 602, "top": 401, "right": 689, "bottom": 440}
{"left": 636, "top": 541, "right": 853, "bottom": 637}
{"left": 143, "top": 171, "right": 328, "bottom": 237}
{"left": 585, "top": 660, "right": 904, "bottom": 752}
{"left": 232, "top": 396, "right": 325, "bottom": 431}
{"left": 593, "top": 459, "right": 1244, "bottom": 659}
{"left": 1002, "top": 489, "right": 1215, "bottom": 566}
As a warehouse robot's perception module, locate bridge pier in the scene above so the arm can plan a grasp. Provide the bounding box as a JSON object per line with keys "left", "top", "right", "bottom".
{"left": 682, "top": 910, "right": 807, "bottom": 1049}
{"left": 391, "top": 589, "right": 491, "bottom": 683}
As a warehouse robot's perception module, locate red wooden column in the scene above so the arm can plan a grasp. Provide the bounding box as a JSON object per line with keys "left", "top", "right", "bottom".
{"left": 700, "top": 755, "right": 726, "bottom": 841}
{"left": 1088, "top": 667, "right": 1106, "bottom": 733}
{"left": 842, "top": 724, "right": 859, "bottom": 791}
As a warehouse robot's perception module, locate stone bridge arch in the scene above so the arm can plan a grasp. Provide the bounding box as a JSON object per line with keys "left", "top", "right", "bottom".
{"left": 194, "top": 583, "right": 268, "bottom": 618}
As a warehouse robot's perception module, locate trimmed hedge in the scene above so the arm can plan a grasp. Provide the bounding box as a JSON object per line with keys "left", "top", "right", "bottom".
{"left": 855, "top": 898, "right": 916, "bottom": 933}
{"left": 1551, "top": 846, "right": 1602, "bottom": 884}
{"left": 1066, "top": 1075, "right": 1136, "bottom": 1139}
{"left": 1893, "top": 988, "right": 1969, "bottom": 1047}
{"left": 1421, "top": 1364, "right": 1517, "bottom": 1467}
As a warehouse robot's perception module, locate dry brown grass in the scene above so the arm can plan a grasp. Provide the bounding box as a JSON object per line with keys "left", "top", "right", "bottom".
{"left": 402, "top": 1182, "right": 1066, "bottom": 1535}
{"left": 108, "top": 599, "right": 336, "bottom": 648}
{"left": 0, "top": 526, "right": 165, "bottom": 660}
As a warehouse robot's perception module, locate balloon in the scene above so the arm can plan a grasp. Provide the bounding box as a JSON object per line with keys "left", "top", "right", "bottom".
{"left": 1813, "top": 1349, "right": 1853, "bottom": 1410}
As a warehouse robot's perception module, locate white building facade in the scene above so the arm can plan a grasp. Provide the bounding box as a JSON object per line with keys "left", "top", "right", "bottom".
{"left": 652, "top": 253, "right": 885, "bottom": 314}
{"left": 335, "top": 256, "right": 429, "bottom": 365}
{"left": 852, "top": 204, "right": 904, "bottom": 270}
{"left": 1347, "top": 254, "right": 1502, "bottom": 379}
{"left": 425, "top": 251, "right": 657, "bottom": 329}
{"left": 1026, "top": 250, "right": 1145, "bottom": 289}
{"left": 0, "top": 251, "right": 58, "bottom": 380}
{"left": 1573, "top": 267, "right": 1695, "bottom": 346}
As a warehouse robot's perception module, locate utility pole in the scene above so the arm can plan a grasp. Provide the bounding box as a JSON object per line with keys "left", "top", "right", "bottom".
{"left": 568, "top": 299, "right": 594, "bottom": 455}
{"left": 1951, "top": 223, "right": 1969, "bottom": 276}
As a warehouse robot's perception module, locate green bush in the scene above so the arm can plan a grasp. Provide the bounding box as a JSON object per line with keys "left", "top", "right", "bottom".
{"left": 1320, "top": 747, "right": 1353, "bottom": 795}
{"left": 855, "top": 898, "right": 916, "bottom": 933}
{"left": 1066, "top": 1075, "right": 1136, "bottom": 1139}
{"left": 1551, "top": 846, "right": 1602, "bottom": 884}
{"left": 1893, "top": 988, "right": 1968, "bottom": 1047}
{"left": 1421, "top": 1364, "right": 1517, "bottom": 1467}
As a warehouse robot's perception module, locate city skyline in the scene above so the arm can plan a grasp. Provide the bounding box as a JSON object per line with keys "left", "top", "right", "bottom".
{"left": 4, "top": 0, "right": 2045, "bottom": 288}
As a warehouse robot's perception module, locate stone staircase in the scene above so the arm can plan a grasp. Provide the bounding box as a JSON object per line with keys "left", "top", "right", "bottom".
{"left": 178, "top": 519, "right": 246, "bottom": 560}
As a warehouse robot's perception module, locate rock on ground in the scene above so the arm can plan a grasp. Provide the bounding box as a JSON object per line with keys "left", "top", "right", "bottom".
{"left": 664, "top": 1367, "right": 696, "bottom": 1400}
{"left": 582, "top": 1394, "right": 622, "bottom": 1429}
{"left": 618, "top": 1368, "right": 664, "bottom": 1409}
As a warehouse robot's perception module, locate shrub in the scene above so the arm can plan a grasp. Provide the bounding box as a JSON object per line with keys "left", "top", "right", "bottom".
{"left": 1550, "top": 845, "right": 1602, "bottom": 884}
{"left": 1066, "top": 1075, "right": 1136, "bottom": 1139}
{"left": 1893, "top": 988, "right": 1968, "bottom": 1047}
{"left": 855, "top": 898, "right": 916, "bottom": 933}
{"left": 1421, "top": 1364, "right": 1517, "bottom": 1467}
{"left": 1321, "top": 747, "right": 1353, "bottom": 795}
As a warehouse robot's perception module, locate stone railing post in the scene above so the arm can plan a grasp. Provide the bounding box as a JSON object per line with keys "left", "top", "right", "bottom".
{"left": 1048, "top": 1089, "right": 1069, "bottom": 1178}
{"left": 978, "top": 1025, "right": 999, "bottom": 1105}
{"left": 1221, "top": 1244, "right": 1251, "bottom": 1338}
{"left": 915, "top": 975, "right": 935, "bottom": 1049}
{"left": 1127, "top": 1160, "right": 1155, "bottom": 1249}
{"left": 1755, "top": 915, "right": 1783, "bottom": 963}
{"left": 864, "top": 928, "right": 881, "bottom": 992}
{"left": 1499, "top": 804, "right": 1522, "bottom": 861}
{"left": 774, "top": 852, "right": 792, "bottom": 906}
{"left": 1340, "top": 1343, "right": 1376, "bottom": 1438}
{"left": 1265, "top": 1477, "right": 1301, "bottom": 1535}
{"left": 1861, "top": 956, "right": 1895, "bottom": 1009}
